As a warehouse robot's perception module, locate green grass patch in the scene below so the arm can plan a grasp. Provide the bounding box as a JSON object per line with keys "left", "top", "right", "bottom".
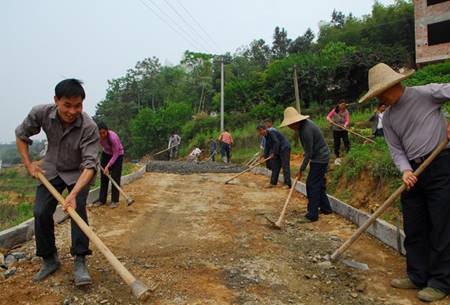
{"left": 0, "top": 202, "right": 33, "bottom": 231}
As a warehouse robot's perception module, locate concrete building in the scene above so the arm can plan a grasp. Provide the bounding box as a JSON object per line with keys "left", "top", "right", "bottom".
{"left": 414, "top": 0, "right": 450, "bottom": 65}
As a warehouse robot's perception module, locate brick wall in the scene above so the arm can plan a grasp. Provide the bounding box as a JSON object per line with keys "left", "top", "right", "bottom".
{"left": 414, "top": 0, "right": 450, "bottom": 64}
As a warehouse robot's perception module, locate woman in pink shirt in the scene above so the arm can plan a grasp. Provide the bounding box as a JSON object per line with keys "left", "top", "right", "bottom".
{"left": 96, "top": 122, "right": 124, "bottom": 208}
{"left": 326, "top": 101, "right": 350, "bottom": 165}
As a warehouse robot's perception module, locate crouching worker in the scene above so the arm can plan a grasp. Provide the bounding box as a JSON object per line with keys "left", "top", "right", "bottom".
{"left": 15, "top": 79, "right": 99, "bottom": 286}
{"left": 256, "top": 124, "right": 291, "bottom": 189}
{"left": 280, "top": 107, "right": 332, "bottom": 222}
{"left": 187, "top": 147, "right": 202, "bottom": 162}
{"left": 359, "top": 63, "right": 450, "bottom": 302}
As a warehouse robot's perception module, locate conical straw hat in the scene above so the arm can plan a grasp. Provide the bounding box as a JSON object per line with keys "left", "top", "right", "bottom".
{"left": 280, "top": 107, "right": 310, "bottom": 127}
{"left": 358, "top": 63, "right": 414, "bottom": 103}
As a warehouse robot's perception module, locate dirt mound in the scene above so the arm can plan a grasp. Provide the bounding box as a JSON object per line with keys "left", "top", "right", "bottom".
{"left": 146, "top": 160, "right": 247, "bottom": 174}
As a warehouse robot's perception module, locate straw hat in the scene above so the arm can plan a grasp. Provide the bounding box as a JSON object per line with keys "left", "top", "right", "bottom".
{"left": 358, "top": 63, "right": 415, "bottom": 103}
{"left": 280, "top": 107, "right": 310, "bottom": 127}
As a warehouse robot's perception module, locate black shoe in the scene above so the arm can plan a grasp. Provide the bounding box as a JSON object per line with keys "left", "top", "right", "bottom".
{"left": 74, "top": 256, "right": 92, "bottom": 286}
{"left": 32, "top": 253, "right": 61, "bottom": 282}
{"left": 320, "top": 209, "right": 333, "bottom": 215}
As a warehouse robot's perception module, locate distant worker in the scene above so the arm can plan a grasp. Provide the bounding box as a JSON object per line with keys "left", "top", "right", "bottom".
{"left": 369, "top": 102, "right": 386, "bottom": 138}
{"left": 15, "top": 79, "right": 97, "bottom": 286}
{"left": 326, "top": 101, "right": 350, "bottom": 165}
{"left": 168, "top": 133, "right": 181, "bottom": 160}
{"left": 256, "top": 124, "right": 291, "bottom": 189}
{"left": 359, "top": 63, "right": 450, "bottom": 302}
{"left": 281, "top": 107, "right": 332, "bottom": 223}
{"left": 187, "top": 147, "right": 202, "bottom": 163}
{"left": 218, "top": 129, "right": 233, "bottom": 163}
{"left": 263, "top": 118, "right": 277, "bottom": 170}
{"left": 96, "top": 122, "right": 124, "bottom": 209}
{"left": 209, "top": 137, "right": 217, "bottom": 162}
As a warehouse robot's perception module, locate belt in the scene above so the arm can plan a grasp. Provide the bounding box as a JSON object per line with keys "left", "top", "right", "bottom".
{"left": 409, "top": 148, "right": 450, "bottom": 165}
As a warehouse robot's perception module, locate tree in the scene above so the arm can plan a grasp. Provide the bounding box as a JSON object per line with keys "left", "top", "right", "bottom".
{"left": 288, "top": 28, "right": 315, "bottom": 54}
{"left": 272, "top": 26, "right": 291, "bottom": 59}
{"left": 331, "top": 9, "right": 345, "bottom": 28}
{"left": 244, "top": 39, "right": 271, "bottom": 69}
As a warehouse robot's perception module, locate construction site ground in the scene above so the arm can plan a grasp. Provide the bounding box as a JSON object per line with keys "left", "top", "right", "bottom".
{"left": 1, "top": 168, "right": 448, "bottom": 305}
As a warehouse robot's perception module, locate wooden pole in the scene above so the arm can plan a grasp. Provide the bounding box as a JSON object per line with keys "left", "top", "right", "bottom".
{"left": 273, "top": 176, "right": 299, "bottom": 228}
{"left": 152, "top": 143, "right": 180, "bottom": 158}
{"left": 329, "top": 121, "right": 375, "bottom": 144}
{"left": 100, "top": 166, "right": 135, "bottom": 206}
{"left": 330, "top": 140, "right": 449, "bottom": 261}
{"left": 225, "top": 157, "right": 271, "bottom": 184}
{"left": 220, "top": 60, "right": 224, "bottom": 131}
{"left": 293, "top": 65, "right": 301, "bottom": 113}
{"left": 37, "top": 173, "right": 154, "bottom": 300}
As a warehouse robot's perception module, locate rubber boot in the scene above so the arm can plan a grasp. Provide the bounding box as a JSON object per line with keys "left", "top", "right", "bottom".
{"left": 32, "top": 253, "right": 61, "bottom": 282}
{"left": 74, "top": 255, "right": 92, "bottom": 286}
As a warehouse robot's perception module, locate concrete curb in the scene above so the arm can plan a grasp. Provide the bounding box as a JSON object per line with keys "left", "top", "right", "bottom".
{"left": 251, "top": 167, "right": 406, "bottom": 255}
{"left": 0, "top": 165, "right": 146, "bottom": 250}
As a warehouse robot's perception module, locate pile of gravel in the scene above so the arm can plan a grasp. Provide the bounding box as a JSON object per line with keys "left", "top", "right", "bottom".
{"left": 145, "top": 160, "right": 247, "bottom": 174}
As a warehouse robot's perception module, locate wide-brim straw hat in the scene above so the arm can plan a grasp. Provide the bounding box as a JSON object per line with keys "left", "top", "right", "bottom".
{"left": 358, "top": 63, "right": 415, "bottom": 103}
{"left": 280, "top": 107, "right": 310, "bottom": 127}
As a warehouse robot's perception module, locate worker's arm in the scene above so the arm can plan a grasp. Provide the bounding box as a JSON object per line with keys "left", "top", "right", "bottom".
{"left": 15, "top": 105, "right": 45, "bottom": 177}
{"left": 298, "top": 130, "right": 313, "bottom": 174}
{"left": 383, "top": 117, "right": 416, "bottom": 190}
{"left": 65, "top": 124, "right": 99, "bottom": 210}
{"left": 16, "top": 137, "right": 43, "bottom": 177}
{"left": 326, "top": 109, "right": 335, "bottom": 123}
{"left": 64, "top": 168, "right": 95, "bottom": 211}
{"left": 430, "top": 83, "right": 450, "bottom": 104}
{"left": 344, "top": 111, "right": 350, "bottom": 128}
{"left": 268, "top": 131, "right": 280, "bottom": 158}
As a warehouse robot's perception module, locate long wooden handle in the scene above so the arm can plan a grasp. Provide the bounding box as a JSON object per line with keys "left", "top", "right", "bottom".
{"left": 244, "top": 152, "right": 259, "bottom": 167}
{"left": 329, "top": 121, "right": 375, "bottom": 144}
{"left": 225, "top": 157, "right": 271, "bottom": 184}
{"left": 37, "top": 173, "right": 149, "bottom": 299}
{"left": 152, "top": 143, "right": 180, "bottom": 157}
{"left": 330, "top": 140, "right": 449, "bottom": 261}
{"left": 100, "top": 166, "right": 133, "bottom": 202}
{"left": 275, "top": 177, "right": 299, "bottom": 227}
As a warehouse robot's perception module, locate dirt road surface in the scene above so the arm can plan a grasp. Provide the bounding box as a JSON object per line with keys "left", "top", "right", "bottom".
{"left": 1, "top": 171, "right": 448, "bottom": 305}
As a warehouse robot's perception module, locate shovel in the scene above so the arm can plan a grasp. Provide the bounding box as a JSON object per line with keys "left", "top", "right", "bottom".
{"left": 330, "top": 140, "right": 449, "bottom": 261}
{"left": 266, "top": 176, "right": 299, "bottom": 229}
{"left": 100, "top": 166, "right": 135, "bottom": 206}
{"left": 224, "top": 157, "right": 271, "bottom": 184}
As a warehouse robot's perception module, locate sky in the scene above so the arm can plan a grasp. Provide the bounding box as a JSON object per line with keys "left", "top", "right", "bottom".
{"left": 0, "top": 0, "right": 395, "bottom": 143}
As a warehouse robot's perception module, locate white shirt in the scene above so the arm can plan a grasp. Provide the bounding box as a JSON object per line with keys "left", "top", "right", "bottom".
{"left": 377, "top": 112, "right": 384, "bottom": 129}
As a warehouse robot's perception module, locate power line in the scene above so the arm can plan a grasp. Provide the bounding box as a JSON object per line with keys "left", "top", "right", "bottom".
{"left": 162, "top": 0, "right": 216, "bottom": 53}
{"left": 145, "top": 0, "right": 210, "bottom": 52}
{"left": 173, "top": 0, "right": 222, "bottom": 52}
{"left": 138, "top": 0, "right": 198, "bottom": 50}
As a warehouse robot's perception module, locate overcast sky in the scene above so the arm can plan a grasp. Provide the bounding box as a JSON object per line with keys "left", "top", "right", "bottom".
{"left": 0, "top": 0, "right": 395, "bottom": 143}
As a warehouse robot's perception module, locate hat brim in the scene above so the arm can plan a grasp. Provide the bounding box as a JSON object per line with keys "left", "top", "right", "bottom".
{"left": 358, "top": 70, "right": 415, "bottom": 104}
{"left": 280, "top": 114, "right": 310, "bottom": 128}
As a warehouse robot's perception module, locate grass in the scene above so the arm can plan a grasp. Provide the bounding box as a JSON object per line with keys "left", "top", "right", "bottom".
{"left": 0, "top": 162, "right": 141, "bottom": 230}
{"left": 0, "top": 202, "right": 33, "bottom": 231}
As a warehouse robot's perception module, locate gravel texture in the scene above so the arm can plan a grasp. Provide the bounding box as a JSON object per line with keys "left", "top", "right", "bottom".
{"left": 146, "top": 160, "right": 247, "bottom": 174}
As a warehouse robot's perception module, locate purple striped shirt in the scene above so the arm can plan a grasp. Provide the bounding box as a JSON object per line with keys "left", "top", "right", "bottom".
{"left": 100, "top": 130, "right": 124, "bottom": 168}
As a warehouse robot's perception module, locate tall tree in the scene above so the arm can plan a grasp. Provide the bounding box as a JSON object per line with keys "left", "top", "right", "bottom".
{"left": 288, "top": 28, "right": 315, "bottom": 54}
{"left": 272, "top": 27, "right": 291, "bottom": 59}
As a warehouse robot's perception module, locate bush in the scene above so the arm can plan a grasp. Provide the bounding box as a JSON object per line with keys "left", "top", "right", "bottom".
{"left": 405, "top": 61, "right": 450, "bottom": 86}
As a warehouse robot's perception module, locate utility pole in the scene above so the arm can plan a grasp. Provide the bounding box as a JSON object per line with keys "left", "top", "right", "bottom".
{"left": 293, "top": 64, "right": 301, "bottom": 113}
{"left": 220, "top": 60, "right": 224, "bottom": 131}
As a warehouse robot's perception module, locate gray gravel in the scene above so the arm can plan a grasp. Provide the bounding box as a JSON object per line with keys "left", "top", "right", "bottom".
{"left": 146, "top": 160, "right": 247, "bottom": 174}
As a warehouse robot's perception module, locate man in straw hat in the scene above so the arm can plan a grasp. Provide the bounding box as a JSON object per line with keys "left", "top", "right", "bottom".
{"left": 280, "top": 107, "right": 332, "bottom": 222}
{"left": 359, "top": 63, "right": 450, "bottom": 302}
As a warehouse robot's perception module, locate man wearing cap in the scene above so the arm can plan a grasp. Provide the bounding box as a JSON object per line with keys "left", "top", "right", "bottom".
{"left": 359, "top": 63, "right": 450, "bottom": 302}
{"left": 280, "top": 107, "right": 332, "bottom": 222}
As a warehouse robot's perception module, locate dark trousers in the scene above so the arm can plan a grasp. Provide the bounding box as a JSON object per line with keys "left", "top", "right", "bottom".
{"left": 374, "top": 128, "right": 384, "bottom": 137}
{"left": 333, "top": 130, "right": 350, "bottom": 158}
{"left": 270, "top": 148, "right": 292, "bottom": 187}
{"left": 169, "top": 147, "right": 179, "bottom": 160}
{"left": 305, "top": 162, "right": 332, "bottom": 220}
{"left": 401, "top": 151, "right": 450, "bottom": 293}
{"left": 99, "top": 153, "right": 123, "bottom": 204}
{"left": 221, "top": 143, "right": 231, "bottom": 163}
{"left": 34, "top": 176, "right": 91, "bottom": 258}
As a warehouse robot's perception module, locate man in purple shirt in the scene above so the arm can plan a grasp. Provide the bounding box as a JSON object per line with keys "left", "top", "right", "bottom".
{"left": 359, "top": 63, "right": 450, "bottom": 302}
{"left": 96, "top": 122, "right": 124, "bottom": 208}
{"left": 15, "top": 79, "right": 98, "bottom": 286}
